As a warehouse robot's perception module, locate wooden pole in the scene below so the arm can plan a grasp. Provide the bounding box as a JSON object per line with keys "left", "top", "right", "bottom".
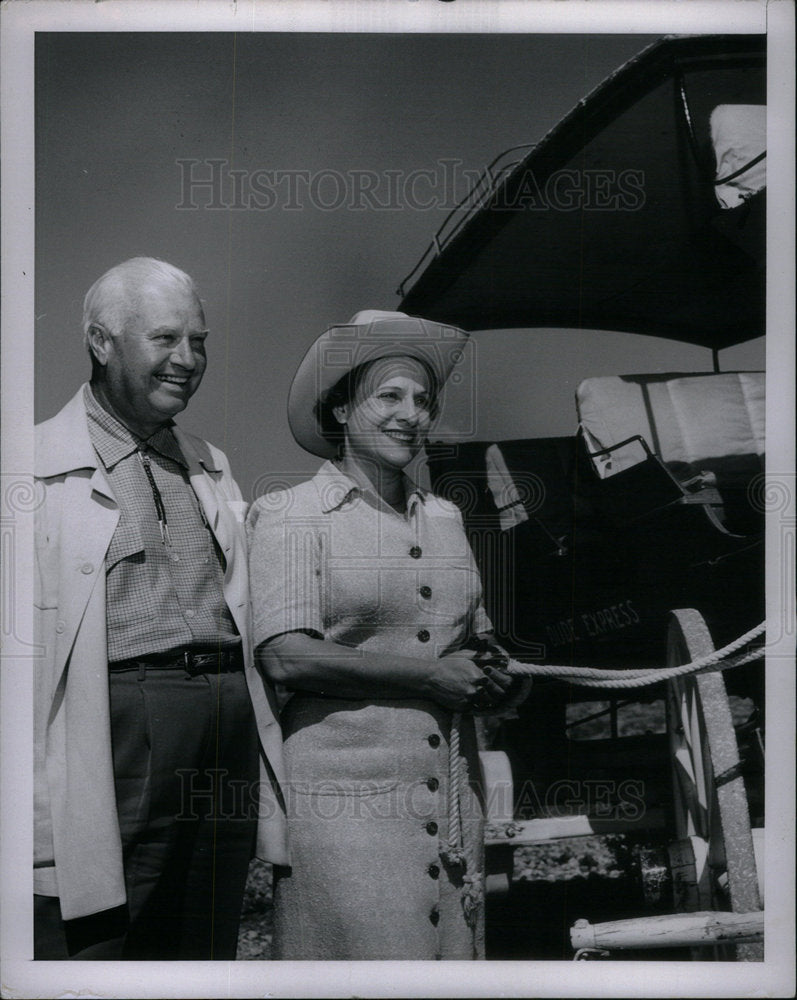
{"left": 571, "top": 911, "right": 764, "bottom": 952}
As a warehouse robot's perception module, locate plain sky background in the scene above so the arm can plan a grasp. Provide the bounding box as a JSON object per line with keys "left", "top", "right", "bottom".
{"left": 35, "top": 31, "right": 765, "bottom": 499}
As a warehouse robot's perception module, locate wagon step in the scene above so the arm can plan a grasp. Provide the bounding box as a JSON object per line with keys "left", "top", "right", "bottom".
{"left": 570, "top": 909, "right": 764, "bottom": 954}
{"left": 485, "top": 810, "right": 666, "bottom": 846}
{"left": 480, "top": 748, "right": 667, "bottom": 846}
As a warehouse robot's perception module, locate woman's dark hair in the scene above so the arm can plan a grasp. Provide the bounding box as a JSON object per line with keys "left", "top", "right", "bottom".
{"left": 314, "top": 357, "right": 440, "bottom": 448}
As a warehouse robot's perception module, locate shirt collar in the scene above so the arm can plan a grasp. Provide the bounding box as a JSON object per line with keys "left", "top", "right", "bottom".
{"left": 83, "top": 384, "right": 188, "bottom": 471}
{"left": 312, "top": 459, "right": 427, "bottom": 515}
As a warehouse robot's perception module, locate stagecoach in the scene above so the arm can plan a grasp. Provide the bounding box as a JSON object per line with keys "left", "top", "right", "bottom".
{"left": 396, "top": 34, "right": 767, "bottom": 960}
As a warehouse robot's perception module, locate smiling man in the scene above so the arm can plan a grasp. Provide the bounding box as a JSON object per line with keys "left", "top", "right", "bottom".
{"left": 33, "top": 258, "right": 288, "bottom": 959}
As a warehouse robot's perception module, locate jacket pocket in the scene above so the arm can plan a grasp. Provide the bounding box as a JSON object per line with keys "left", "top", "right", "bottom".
{"left": 300, "top": 779, "right": 400, "bottom": 798}
{"left": 106, "top": 517, "right": 144, "bottom": 571}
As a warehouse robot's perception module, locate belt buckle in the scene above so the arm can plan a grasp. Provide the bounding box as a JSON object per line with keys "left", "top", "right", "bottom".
{"left": 183, "top": 650, "right": 201, "bottom": 676}
{"left": 184, "top": 650, "right": 224, "bottom": 676}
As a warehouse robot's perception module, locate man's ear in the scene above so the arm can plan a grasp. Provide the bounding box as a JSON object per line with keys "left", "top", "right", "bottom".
{"left": 332, "top": 403, "right": 349, "bottom": 425}
{"left": 86, "top": 324, "right": 113, "bottom": 367}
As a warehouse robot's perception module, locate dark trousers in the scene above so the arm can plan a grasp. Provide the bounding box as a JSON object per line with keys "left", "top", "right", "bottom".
{"left": 35, "top": 667, "right": 259, "bottom": 960}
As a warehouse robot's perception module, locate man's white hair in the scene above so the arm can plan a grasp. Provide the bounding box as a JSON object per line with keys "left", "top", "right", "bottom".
{"left": 82, "top": 257, "right": 200, "bottom": 350}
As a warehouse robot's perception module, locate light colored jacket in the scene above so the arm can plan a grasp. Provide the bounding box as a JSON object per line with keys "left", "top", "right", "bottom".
{"left": 34, "top": 387, "right": 288, "bottom": 920}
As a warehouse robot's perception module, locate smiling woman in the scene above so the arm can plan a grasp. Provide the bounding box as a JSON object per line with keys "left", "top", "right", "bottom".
{"left": 246, "top": 310, "right": 527, "bottom": 960}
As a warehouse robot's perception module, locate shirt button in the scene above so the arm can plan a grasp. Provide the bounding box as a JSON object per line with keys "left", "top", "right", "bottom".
{"left": 171, "top": 553, "right": 180, "bottom": 562}
{"left": 80, "top": 563, "right": 94, "bottom": 575}
{"left": 409, "top": 546, "right": 422, "bottom": 559}
{"left": 428, "top": 863, "right": 440, "bottom": 880}
{"left": 417, "top": 629, "right": 430, "bottom": 643}
{"left": 419, "top": 585, "right": 432, "bottom": 599}
{"left": 427, "top": 734, "right": 440, "bottom": 748}
{"left": 425, "top": 821, "right": 438, "bottom": 836}
{"left": 426, "top": 777, "right": 439, "bottom": 792}
{"left": 55, "top": 620, "right": 66, "bottom": 634}
{"left": 185, "top": 609, "right": 195, "bottom": 618}
{"left": 429, "top": 906, "right": 440, "bottom": 926}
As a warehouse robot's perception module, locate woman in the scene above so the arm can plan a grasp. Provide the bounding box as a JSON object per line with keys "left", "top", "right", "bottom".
{"left": 247, "top": 311, "right": 521, "bottom": 959}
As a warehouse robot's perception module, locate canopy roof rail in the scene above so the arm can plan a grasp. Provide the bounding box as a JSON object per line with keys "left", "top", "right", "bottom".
{"left": 397, "top": 143, "right": 535, "bottom": 298}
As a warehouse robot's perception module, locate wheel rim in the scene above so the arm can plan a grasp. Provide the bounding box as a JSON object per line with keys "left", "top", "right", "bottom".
{"left": 665, "top": 609, "right": 763, "bottom": 961}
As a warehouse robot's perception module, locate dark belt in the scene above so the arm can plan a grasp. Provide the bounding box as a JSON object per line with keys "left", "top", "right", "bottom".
{"left": 109, "top": 647, "right": 245, "bottom": 677}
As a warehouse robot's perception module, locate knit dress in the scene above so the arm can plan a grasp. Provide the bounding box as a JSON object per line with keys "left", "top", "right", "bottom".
{"left": 247, "top": 461, "right": 488, "bottom": 960}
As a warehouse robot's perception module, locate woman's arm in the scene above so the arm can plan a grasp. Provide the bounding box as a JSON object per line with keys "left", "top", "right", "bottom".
{"left": 256, "top": 631, "right": 512, "bottom": 712}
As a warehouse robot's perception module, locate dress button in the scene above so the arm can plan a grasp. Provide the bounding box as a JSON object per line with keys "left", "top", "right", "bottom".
{"left": 417, "top": 629, "right": 430, "bottom": 643}
{"left": 409, "top": 546, "right": 422, "bottom": 559}
{"left": 80, "top": 563, "right": 94, "bottom": 575}
{"left": 55, "top": 620, "right": 65, "bottom": 634}
{"left": 427, "top": 734, "right": 440, "bottom": 748}
{"left": 425, "top": 821, "right": 438, "bottom": 836}
{"left": 428, "top": 863, "right": 440, "bottom": 880}
{"left": 426, "top": 777, "right": 439, "bottom": 792}
{"left": 429, "top": 906, "right": 440, "bottom": 926}
{"left": 419, "top": 585, "right": 432, "bottom": 599}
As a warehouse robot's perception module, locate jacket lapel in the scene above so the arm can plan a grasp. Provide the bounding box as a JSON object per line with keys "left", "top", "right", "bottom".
{"left": 173, "top": 428, "right": 229, "bottom": 555}
{"left": 37, "top": 388, "right": 120, "bottom": 676}
{"left": 56, "top": 474, "right": 119, "bottom": 679}
{"left": 36, "top": 388, "right": 112, "bottom": 500}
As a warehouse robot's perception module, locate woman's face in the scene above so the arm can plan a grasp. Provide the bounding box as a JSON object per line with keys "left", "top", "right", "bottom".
{"left": 334, "top": 356, "right": 435, "bottom": 471}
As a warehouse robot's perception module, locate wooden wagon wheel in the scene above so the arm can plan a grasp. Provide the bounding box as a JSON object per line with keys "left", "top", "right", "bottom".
{"left": 665, "top": 608, "right": 763, "bottom": 961}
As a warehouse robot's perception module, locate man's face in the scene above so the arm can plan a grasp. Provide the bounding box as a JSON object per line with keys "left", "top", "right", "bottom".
{"left": 96, "top": 280, "right": 208, "bottom": 437}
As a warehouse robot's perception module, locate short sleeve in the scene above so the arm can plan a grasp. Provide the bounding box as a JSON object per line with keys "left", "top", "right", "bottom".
{"left": 472, "top": 602, "right": 493, "bottom": 637}
{"left": 247, "top": 492, "right": 325, "bottom": 648}
{"left": 446, "top": 499, "right": 494, "bottom": 639}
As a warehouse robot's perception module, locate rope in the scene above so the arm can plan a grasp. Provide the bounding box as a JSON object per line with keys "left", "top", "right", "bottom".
{"left": 442, "top": 712, "right": 483, "bottom": 947}
{"left": 440, "top": 713, "right": 467, "bottom": 869}
{"left": 502, "top": 622, "right": 765, "bottom": 691}
{"left": 442, "top": 621, "right": 764, "bottom": 948}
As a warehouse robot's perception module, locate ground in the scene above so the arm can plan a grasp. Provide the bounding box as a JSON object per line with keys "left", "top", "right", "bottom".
{"left": 237, "top": 859, "right": 274, "bottom": 961}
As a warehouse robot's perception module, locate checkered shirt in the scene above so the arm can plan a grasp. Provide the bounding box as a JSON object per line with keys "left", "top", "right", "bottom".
{"left": 84, "top": 385, "right": 240, "bottom": 662}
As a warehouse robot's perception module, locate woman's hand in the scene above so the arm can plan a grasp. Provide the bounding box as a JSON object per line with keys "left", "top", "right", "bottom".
{"left": 422, "top": 651, "right": 515, "bottom": 712}
{"left": 463, "top": 633, "right": 532, "bottom": 715}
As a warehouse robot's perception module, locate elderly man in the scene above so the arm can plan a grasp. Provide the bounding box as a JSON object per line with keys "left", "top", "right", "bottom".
{"left": 34, "top": 257, "right": 287, "bottom": 959}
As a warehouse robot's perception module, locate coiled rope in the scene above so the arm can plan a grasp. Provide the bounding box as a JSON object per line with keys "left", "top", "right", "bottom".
{"left": 443, "top": 620, "right": 765, "bottom": 939}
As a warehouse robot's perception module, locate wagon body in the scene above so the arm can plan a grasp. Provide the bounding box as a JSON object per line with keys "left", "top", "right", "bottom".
{"left": 427, "top": 427, "right": 763, "bottom": 667}
{"left": 396, "top": 34, "right": 767, "bottom": 960}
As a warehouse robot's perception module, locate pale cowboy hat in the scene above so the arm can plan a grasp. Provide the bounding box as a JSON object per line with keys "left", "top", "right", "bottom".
{"left": 288, "top": 310, "right": 470, "bottom": 458}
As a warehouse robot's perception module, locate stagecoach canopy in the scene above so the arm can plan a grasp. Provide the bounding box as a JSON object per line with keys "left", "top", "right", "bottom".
{"left": 398, "top": 35, "right": 766, "bottom": 352}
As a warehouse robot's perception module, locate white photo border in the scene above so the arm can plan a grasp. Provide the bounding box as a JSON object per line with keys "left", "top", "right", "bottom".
{"left": 1, "top": 1, "right": 793, "bottom": 997}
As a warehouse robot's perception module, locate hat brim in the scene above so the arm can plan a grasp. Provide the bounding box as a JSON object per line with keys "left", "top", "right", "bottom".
{"left": 288, "top": 315, "right": 470, "bottom": 458}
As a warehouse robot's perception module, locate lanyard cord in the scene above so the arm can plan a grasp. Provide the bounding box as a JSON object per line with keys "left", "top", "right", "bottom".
{"left": 137, "top": 448, "right": 171, "bottom": 546}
